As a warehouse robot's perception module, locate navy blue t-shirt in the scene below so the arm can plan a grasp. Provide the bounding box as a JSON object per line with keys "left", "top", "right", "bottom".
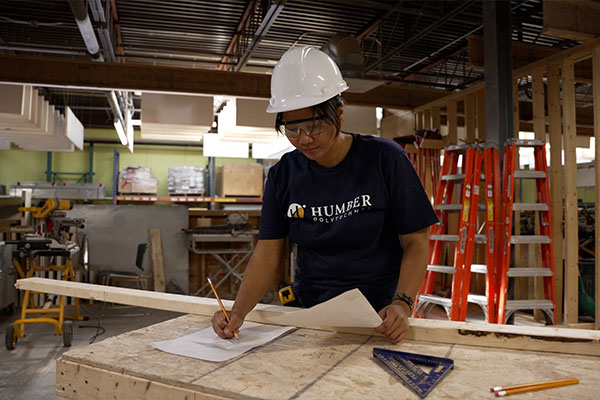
{"left": 259, "top": 133, "right": 438, "bottom": 311}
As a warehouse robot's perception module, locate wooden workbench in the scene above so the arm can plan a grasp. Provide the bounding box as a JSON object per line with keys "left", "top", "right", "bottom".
{"left": 56, "top": 313, "right": 598, "bottom": 399}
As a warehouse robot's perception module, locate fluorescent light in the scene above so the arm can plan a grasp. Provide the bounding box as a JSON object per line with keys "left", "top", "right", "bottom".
{"left": 113, "top": 119, "right": 128, "bottom": 145}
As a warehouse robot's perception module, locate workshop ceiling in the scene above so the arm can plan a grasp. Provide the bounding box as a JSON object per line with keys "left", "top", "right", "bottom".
{"left": 0, "top": 0, "right": 581, "bottom": 128}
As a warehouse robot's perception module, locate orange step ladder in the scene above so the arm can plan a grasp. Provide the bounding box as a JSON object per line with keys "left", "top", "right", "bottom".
{"left": 458, "top": 145, "right": 501, "bottom": 322}
{"left": 496, "top": 139, "right": 556, "bottom": 324}
{"left": 413, "top": 144, "right": 482, "bottom": 320}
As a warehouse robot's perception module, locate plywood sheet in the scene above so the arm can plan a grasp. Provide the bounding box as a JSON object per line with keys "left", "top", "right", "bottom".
{"left": 57, "top": 314, "right": 600, "bottom": 400}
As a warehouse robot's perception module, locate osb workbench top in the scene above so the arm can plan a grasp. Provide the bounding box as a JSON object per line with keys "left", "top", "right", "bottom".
{"left": 57, "top": 314, "right": 598, "bottom": 399}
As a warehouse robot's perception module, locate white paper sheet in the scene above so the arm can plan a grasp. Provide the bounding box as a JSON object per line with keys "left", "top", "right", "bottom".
{"left": 151, "top": 322, "right": 294, "bottom": 362}
{"left": 265, "top": 288, "right": 383, "bottom": 328}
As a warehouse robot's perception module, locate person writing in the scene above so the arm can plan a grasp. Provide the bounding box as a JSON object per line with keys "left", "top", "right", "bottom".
{"left": 211, "top": 46, "right": 437, "bottom": 344}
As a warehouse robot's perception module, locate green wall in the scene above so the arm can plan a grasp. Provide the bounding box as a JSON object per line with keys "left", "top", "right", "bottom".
{"left": 0, "top": 129, "right": 257, "bottom": 196}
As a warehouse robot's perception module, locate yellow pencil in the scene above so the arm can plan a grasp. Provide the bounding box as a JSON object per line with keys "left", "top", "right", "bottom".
{"left": 493, "top": 378, "right": 579, "bottom": 397}
{"left": 207, "top": 277, "right": 239, "bottom": 339}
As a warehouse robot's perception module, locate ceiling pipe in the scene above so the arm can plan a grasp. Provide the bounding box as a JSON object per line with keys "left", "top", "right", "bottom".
{"left": 68, "top": 0, "right": 104, "bottom": 62}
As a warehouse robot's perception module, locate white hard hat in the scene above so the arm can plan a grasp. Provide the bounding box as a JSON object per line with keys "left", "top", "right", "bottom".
{"left": 266, "top": 46, "right": 349, "bottom": 113}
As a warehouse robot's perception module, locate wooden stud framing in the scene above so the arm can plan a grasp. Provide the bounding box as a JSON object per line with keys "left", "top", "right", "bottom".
{"left": 531, "top": 68, "right": 546, "bottom": 321}
{"left": 447, "top": 100, "right": 458, "bottom": 144}
{"left": 562, "top": 56, "right": 579, "bottom": 324}
{"left": 465, "top": 93, "right": 476, "bottom": 139}
{"left": 432, "top": 106, "right": 441, "bottom": 129}
{"left": 423, "top": 109, "right": 432, "bottom": 130}
{"left": 416, "top": 111, "right": 424, "bottom": 130}
{"left": 15, "top": 278, "right": 600, "bottom": 356}
{"left": 547, "top": 62, "right": 564, "bottom": 323}
{"left": 476, "top": 89, "right": 486, "bottom": 140}
{"left": 594, "top": 45, "right": 600, "bottom": 329}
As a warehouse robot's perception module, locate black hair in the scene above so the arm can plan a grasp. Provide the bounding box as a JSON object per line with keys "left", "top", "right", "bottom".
{"left": 275, "top": 95, "right": 344, "bottom": 135}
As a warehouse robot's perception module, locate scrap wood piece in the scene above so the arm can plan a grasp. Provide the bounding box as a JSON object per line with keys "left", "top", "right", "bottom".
{"left": 15, "top": 278, "right": 600, "bottom": 357}
{"left": 149, "top": 227, "right": 166, "bottom": 292}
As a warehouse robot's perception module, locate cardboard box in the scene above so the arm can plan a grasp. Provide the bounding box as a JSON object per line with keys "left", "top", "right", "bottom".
{"left": 118, "top": 166, "right": 158, "bottom": 194}
{"left": 215, "top": 164, "right": 263, "bottom": 197}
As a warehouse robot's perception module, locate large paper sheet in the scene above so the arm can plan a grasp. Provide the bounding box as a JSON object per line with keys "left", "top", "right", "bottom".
{"left": 151, "top": 322, "right": 294, "bottom": 362}
{"left": 266, "top": 288, "right": 383, "bottom": 328}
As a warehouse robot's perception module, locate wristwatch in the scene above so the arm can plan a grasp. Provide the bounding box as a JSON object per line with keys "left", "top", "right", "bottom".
{"left": 392, "top": 292, "right": 414, "bottom": 312}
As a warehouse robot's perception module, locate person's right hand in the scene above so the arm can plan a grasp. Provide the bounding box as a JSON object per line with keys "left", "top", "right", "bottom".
{"left": 211, "top": 309, "right": 244, "bottom": 339}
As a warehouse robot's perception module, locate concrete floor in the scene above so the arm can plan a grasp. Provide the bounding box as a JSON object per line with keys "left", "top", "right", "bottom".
{"left": 0, "top": 303, "right": 182, "bottom": 399}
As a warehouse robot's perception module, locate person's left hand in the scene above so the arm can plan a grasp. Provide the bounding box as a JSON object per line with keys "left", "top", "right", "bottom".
{"left": 374, "top": 302, "right": 410, "bottom": 344}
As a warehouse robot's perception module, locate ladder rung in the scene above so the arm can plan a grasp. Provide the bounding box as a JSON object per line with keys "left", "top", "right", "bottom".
{"left": 446, "top": 144, "right": 469, "bottom": 152}
{"left": 467, "top": 294, "right": 488, "bottom": 305}
{"left": 430, "top": 234, "right": 459, "bottom": 242}
{"left": 505, "top": 299, "right": 554, "bottom": 310}
{"left": 514, "top": 170, "right": 546, "bottom": 179}
{"left": 435, "top": 204, "right": 462, "bottom": 211}
{"left": 427, "top": 265, "right": 455, "bottom": 274}
{"left": 510, "top": 235, "right": 551, "bottom": 244}
{"left": 512, "top": 203, "right": 549, "bottom": 211}
{"left": 510, "top": 139, "right": 545, "bottom": 147}
{"left": 507, "top": 268, "right": 553, "bottom": 277}
{"left": 434, "top": 204, "right": 487, "bottom": 211}
{"left": 417, "top": 294, "right": 452, "bottom": 308}
{"left": 475, "top": 235, "right": 487, "bottom": 243}
{"left": 441, "top": 174, "right": 465, "bottom": 181}
{"left": 470, "top": 264, "right": 487, "bottom": 274}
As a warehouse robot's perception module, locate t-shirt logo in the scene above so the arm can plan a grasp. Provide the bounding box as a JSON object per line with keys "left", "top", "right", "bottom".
{"left": 287, "top": 203, "right": 306, "bottom": 218}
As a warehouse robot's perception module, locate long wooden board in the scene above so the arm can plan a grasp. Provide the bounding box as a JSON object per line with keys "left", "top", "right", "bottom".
{"left": 56, "top": 313, "right": 599, "bottom": 400}
{"left": 16, "top": 278, "right": 600, "bottom": 357}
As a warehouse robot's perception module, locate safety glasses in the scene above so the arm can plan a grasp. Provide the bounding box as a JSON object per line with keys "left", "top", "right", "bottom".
{"left": 277, "top": 115, "right": 329, "bottom": 139}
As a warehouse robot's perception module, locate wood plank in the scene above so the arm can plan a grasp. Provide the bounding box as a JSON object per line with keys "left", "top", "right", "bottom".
{"left": 562, "top": 57, "right": 579, "bottom": 324}
{"left": 447, "top": 100, "right": 458, "bottom": 144}
{"left": 0, "top": 55, "right": 446, "bottom": 111}
{"left": 56, "top": 313, "right": 600, "bottom": 400}
{"left": 594, "top": 45, "right": 600, "bottom": 330}
{"left": 547, "top": 62, "right": 564, "bottom": 324}
{"left": 542, "top": 0, "right": 600, "bottom": 42}
{"left": 56, "top": 359, "right": 226, "bottom": 400}
{"left": 432, "top": 105, "right": 441, "bottom": 129}
{"left": 476, "top": 89, "right": 485, "bottom": 140}
{"left": 423, "top": 109, "right": 432, "bottom": 129}
{"left": 416, "top": 111, "right": 424, "bottom": 130}
{"left": 531, "top": 68, "right": 547, "bottom": 321}
{"left": 15, "top": 278, "right": 600, "bottom": 356}
{"left": 149, "top": 228, "right": 166, "bottom": 292}
{"left": 465, "top": 94, "right": 476, "bottom": 139}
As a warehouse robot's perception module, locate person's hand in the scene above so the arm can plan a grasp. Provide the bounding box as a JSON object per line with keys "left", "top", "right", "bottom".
{"left": 211, "top": 310, "right": 244, "bottom": 339}
{"left": 374, "top": 302, "right": 411, "bottom": 344}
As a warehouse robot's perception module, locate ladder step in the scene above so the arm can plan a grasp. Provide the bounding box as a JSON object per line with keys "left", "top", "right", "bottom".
{"left": 430, "top": 234, "right": 487, "bottom": 243}
{"left": 505, "top": 299, "right": 554, "bottom": 311}
{"left": 507, "top": 267, "right": 553, "bottom": 277}
{"left": 514, "top": 170, "right": 546, "bottom": 179}
{"left": 430, "top": 234, "right": 458, "bottom": 242}
{"left": 467, "top": 294, "right": 488, "bottom": 306}
{"left": 511, "top": 139, "right": 545, "bottom": 147}
{"left": 417, "top": 294, "right": 452, "bottom": 308}
{"left": 512, "top": 203, "right": 549, "bottom": 211}
{"left": 510, "top": 235, "right": 551, "bottom": 244}
{"left": 435, "top": 204, "right": 462, "bottom": 211}
{"left": 434, "top": 204, "right": 487, "bottom": 211}
{"left": 441, "top": 174, "right": 465, "bottom": 181}
{"left": 427, "top": 265, "right": 455, "bottom": 274}
{"left": 470, "top": 264, "right": 487, "bottom": 274}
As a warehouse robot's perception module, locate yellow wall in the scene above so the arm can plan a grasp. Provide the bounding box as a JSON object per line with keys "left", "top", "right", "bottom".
{"left": 0, "top": 129, "right": 257, "bottom": 196}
